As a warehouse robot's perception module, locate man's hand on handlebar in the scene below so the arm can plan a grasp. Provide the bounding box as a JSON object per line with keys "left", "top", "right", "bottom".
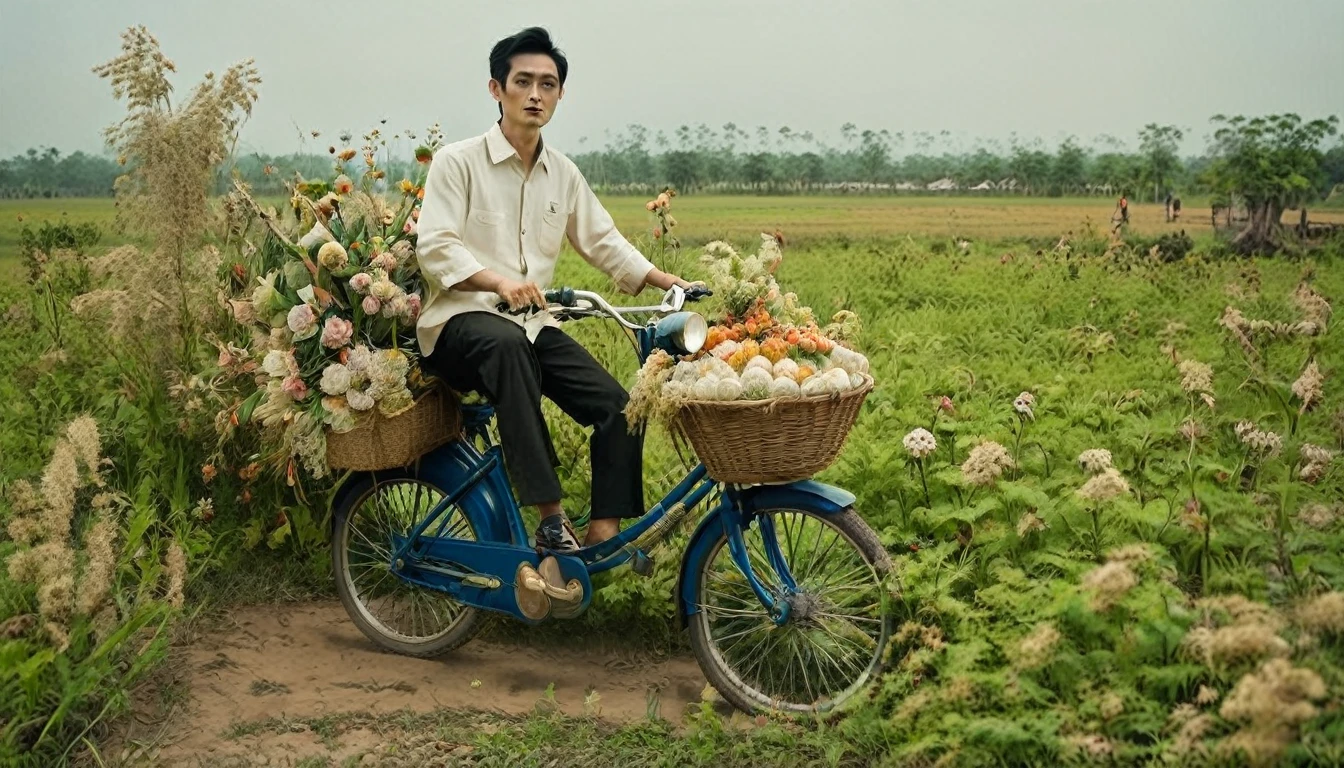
{"left": 496, "top": 279, "right": 547, "bottom": 312}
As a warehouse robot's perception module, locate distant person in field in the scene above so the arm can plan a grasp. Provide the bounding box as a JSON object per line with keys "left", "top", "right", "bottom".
{"left": 414, "top": 27, "right": 700, "bottom": 552}
{"left": 1112, "top": 193, "right": 1130, "bottom": 233}
{"left": 1171, "top": 195, "right": 1181, "bottom": 222}
{"left": 1165, "top": 192, "right": 1173, "bottom": 222}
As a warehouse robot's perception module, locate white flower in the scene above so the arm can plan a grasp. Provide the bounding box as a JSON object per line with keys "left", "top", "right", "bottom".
{"left": 1078, "top": 449, "right": 1114, "bottom": 474}
{"left": 1235, "top": 420, "right": 1283, "bottom": 457}
{"left": 1013, "top": 391, "right": 1036, "bottom": 420}
{"left": 299, "top": 222, "right": 336, "bottom": 249}
{"left": 320, "top": 363, "right": 353, "bottom": 395}
{"left": 902, "top": 428, "right": 937, "bottom": 459}
{"left": 370, "top": 277, "right": 399, "bottom": 301}
{"left": 262, "top": 349, "right": 292, "bottom": 378}
{"left": 1077, "top": 468, "right": 1130, "bottom": 503}
{"left": 346, "top": 388, "right": 375, "bottom": 411}
{"left": 316, "top": 241, "right": 348, "bottom": 271}
{"left": 287, "top": 304, "right": 318, "bottom": 340}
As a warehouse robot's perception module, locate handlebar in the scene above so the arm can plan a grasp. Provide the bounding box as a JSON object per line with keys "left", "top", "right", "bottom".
{"left": 495, "top": 284, "right": 712, "bottom": 329}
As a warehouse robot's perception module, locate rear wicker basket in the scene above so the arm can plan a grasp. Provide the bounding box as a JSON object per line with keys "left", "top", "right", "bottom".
{"left": 672, "top": 374, "right": 873, "bottom": 485}
{"left": 326, "top": 385, "right": 462, "bottom": 471}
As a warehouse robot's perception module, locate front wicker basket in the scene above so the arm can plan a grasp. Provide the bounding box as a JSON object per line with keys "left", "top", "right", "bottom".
{"left": 672, "top": 374, "right": 873, "bottom": 485}
{"left": 326, "top": 385, "right": 462, "bottom": 471}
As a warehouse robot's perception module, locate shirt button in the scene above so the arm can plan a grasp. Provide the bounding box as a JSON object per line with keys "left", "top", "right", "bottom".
{"left": 521, "top": 228, "right": 527, "bottom": 235}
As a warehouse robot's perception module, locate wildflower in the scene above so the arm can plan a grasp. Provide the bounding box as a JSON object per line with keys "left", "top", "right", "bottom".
{"left": 281, "top": 375, "right": 309, "bottom": 401}
{"left": 1178, "top": 359, "right": 1214, "bottom": 394}
{"left": 1100, "top": 692, "right": 1125, "bottom": 720}
{"left": 66, "top": 416, "right": 102, "bottom": 481}
{"left": 1082, "top": 561, "right": 1138, "bottom": 610}
{"left": 1106, "top": 544, "right": 1152, "bottom": 565}
{"left": 902, "top": 428, "right": 937, "bottom": 458}
{"left": 1292, "top": 282, "right": 1332, "bottom": 327}
{"left": 193, "top": 498, "right": 215, "bottom": 523}
{"left": 1195, "top": 685, "right": 1220, "bottom": 706}
{"left": 320, "top": 317, "right": 353, "bottom": 349}
{"left": 1077, "top": 448, "right": 1113, "bottom": 474}
{"left": 201, "top": 463, "right": 217, "bottom": 483}
{"left": 361, "top": 295, "right": 381, "bottom": 315}
{"left": 333, "top": 174, "right": 354, "bottom": 194}
{"left": 1297, "top": 503, "right": 1339, "bottom": 530}
{"left": 1012, "top": 391, "right": 1035, "bottom": 420}
{"left": 286, "top": 303, "right": 318, "bottom": 340}
{"left": 1016, "top": 512, "right": 1046, "bottom": 537}
{"left": 895, "top": 621, "right": 946, "bottom": 651}
{"left": 1291, "top": 359, "right": 1323, "bottom": 413}
{"left": 369, "top": 276, "right": 399, "bottom": 301}
{"left": 414, "top": 145, "right": 433, "bottom": 163}
{"left": 960, "top": 441, "right": 1014, "bottom": 486}
{"left": 406, "top": 293, "right": 421, "bottom": 321}
{"left": 316, "top": 241, "right": 348, "bottom": 271}
{"left": 398, "top": 178, "right": 415, "bottom": 194}
{"left": 372, "top": 252, "right": 397, "bottom": 272}
{"left": 337, "top": 148, "right": 356, "bottom": 162}
{"left": 1295, "top": 592, "right": 1344, "bottom": 636}
{"left": 164, "top": 542, "right": 186, "bottom": 608}
{"left": 936, "top": 395, "right": 954, "bottom": 414}
{"left": 1183, "top": 623, "right": 1289, "bottom": 667}
{"left": 1235, "top": 421, "right": 1283, "bottom": 457}
{"left": 74, "top": 513, "right": 117, "bottom": 617}
{"left": 1065, "top": 735, "right": 1113, "bottom": 758}
{"left": 1180, "top": 419, "right": 1204, "bottom": 442}
{"left": 1015, "top": 622, "right": 1061, "bottom": 669}
{"left": 1219, "top": 659, "right": 1326, "bottom": 764}
{"left": 1077, "top": 468, "right": 1129, "bottom": 503}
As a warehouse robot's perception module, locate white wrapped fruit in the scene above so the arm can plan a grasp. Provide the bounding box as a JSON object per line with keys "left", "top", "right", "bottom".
{"left": 744, "top": 355, "right": 774, "bottom": 375}
{"left": 691, "top": 377, "right": 719, "bottom": 400}
{"left": 849, "top": 372, "right": 867, "bottom": 390}
{"left": 715, "top": 378, "right": 744, "bottom": 401}
{"left": 672, "top": 361, "right": 699, "bottom": 384}
{"left": 773, "top": 358, "right": 799, "bottom": 380}
{"left": 661, "top": 380, "right": 689, "bottom": 400}
{"left": 706, "top": 357, "right": 736, "bottom": 380}
{"left": 800, "top": 376, "right": 829, "bottom": 397}
{"left": 830, "top": 346, "right": 870, "bottom": 375}
{"left": 823, "top": 367, "right": 852, "bottom": 393}
{"left": 770, "top": 376, "right": 802, "bottom": 398}
{"left": 741, "top": 367, "right": 774, "bottom": 399}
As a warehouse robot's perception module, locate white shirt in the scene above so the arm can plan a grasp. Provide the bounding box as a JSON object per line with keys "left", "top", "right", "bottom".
{"left": 415, "top": 123, "right": 657, "bottom": 352}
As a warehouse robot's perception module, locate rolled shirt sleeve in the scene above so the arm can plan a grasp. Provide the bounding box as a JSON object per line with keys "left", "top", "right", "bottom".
{"left": 416, "top": 149, "right": 486, "bottom": 291}
{"left": 566, "top": 175, "right": 655, "bottom": 295}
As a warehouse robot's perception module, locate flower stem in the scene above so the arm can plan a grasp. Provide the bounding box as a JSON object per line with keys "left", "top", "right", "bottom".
{"left": 917, "top": 459, "right": 931, "bottom": 509}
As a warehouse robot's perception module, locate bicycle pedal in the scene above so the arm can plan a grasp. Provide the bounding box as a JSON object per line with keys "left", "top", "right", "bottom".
{"left": 539, "top": 557, "right": 585, "bottom": 620}
{"left": 630, "top": 550, "right": 654, "bottom": 577}
{"left": 514, "top": 562, "right": 552, "bottom": 621}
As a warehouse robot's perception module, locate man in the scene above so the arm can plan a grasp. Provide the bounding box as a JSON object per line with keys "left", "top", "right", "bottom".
{"left": 415, "top": 27, "right": 698, "bottom": 553}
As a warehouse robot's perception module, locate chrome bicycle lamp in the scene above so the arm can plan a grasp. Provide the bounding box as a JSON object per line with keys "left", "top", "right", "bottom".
{"left": 653, "top": 311, "right": 708, "bottom": 356}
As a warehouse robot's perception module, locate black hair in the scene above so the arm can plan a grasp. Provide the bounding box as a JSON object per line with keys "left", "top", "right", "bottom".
{"left": 489, "top": 27, "right": 568, "bottom": 90}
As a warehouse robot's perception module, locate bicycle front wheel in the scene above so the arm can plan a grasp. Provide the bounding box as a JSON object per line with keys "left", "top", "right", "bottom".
{"left": 688, "top": 507, "right": 893, "bottom": 715}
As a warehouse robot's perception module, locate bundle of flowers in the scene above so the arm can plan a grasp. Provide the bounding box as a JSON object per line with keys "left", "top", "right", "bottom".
{"left": 626, "top": 234, "right": 871, "bottom": 429}
{"left": 218, "top": 127, "right": 446, "bottom": 478}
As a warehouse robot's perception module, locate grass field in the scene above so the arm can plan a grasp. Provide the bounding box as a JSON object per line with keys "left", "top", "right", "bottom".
{"left": 6, "top": 195, "right": 1343, "bottom": 267}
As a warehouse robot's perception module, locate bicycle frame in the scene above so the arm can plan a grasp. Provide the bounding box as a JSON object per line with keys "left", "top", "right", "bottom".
{"left": 345, "top": 287, "right": 852, "bottom": 624}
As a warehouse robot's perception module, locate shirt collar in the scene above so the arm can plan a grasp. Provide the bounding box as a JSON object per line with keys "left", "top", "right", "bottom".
{"left": 486, "top": 122, "right": 548, "bottom": 172}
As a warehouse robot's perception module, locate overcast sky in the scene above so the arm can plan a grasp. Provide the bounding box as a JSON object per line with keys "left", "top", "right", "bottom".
{"left": 2, "top": 0, "right": 1341, "bottom": 159}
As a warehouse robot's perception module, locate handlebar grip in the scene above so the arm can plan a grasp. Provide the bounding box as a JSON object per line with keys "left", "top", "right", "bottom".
{"left": 685, "top": 285, "right": 713, "bottom": 302}
{"left": 545, "top": 287, "right": 576, "bottom": 307}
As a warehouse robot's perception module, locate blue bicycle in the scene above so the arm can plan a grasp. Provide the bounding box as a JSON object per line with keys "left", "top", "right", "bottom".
{"left": 329, "top": 285, "right": 894, "bottom": 715}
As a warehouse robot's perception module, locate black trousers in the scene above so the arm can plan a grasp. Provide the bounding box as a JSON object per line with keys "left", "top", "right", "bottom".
{"left": 423, "top": 312, "right": 644, "bottom": 520}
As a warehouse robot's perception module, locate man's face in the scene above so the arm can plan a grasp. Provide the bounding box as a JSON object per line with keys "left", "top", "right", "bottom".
{"left": 490, "top": 53, "right": 563, "bottom": 130}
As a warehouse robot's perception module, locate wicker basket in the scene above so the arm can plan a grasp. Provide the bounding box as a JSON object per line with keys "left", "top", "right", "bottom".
{"left": 326, "top": 385, "right": 462, "bottom": 471}
{"left": 672, "top": 374, "right": 873, "bottom": 485}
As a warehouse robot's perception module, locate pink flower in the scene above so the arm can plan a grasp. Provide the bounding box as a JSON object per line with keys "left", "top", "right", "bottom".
{"left": 372, "top": 252, "right": 397, "bottom": 271}
{"left": 282, "top": 375, "right": 309, "bottom": 400}
{"left": 287, "top": 303, "right": 318, "bottom": 340}
{"left": 217, "top": 348, "right": 234, "bottom": 367}
{"left": 362, "top": 295, "right": 381, "bottom": 314}
{"left": 407, "top": 293, "right": 422, "bottom": 320}
{"left": 403, "top": 219, "right": 417, "bottom": 235}
{"left": 349, "top": 273, "right": 372, "bottom": 293}
{"left": 320, "top": 317, "right": 354, "bottom": 349}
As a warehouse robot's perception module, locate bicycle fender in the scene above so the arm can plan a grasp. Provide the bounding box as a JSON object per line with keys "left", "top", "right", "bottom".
{"left": 673, "top": 481, "right": 856, "bottom": 629}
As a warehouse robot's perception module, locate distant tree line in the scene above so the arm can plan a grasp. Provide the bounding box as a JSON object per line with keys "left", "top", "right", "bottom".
{"left": 4, "top": 114, "right": 1342, "bottom": 205}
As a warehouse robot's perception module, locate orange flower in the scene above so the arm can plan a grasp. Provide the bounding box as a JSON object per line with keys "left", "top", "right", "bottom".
{"left": 653, "top": 227, "right": 663, "bottom": 239}
{"left": 398, "top": 179, "right": 415, "bottom": 194}
{"left": 416, "top": 187, "right": 425, "bottom": 200}
{"left": 240, "top": 488, "right": 252, "bottom": 504}
{"left": 339, "top": 348, "right": 349, "bottom": 364}
{"left": 364, "top": 152, "right": 376, "bottom": 167}
{"left": 370, "top": 169, "right": 385, "bottom": 179}
{"left": 645, "top": 200, "right": 657, "bottom": 212}
{"left": 338, "top": 148, "right": 356, "bottom": 162}
{"left": 334, "top": 174, "right": 354, "bottom": 195}
{"left": 760, "top": 337, "right": 789, "bottom": 363}
{"left": 785, "top": 328, "right": 801, "bottom": 345}
{"left": 201, "top": 464, "right": 217, "bottom": 483}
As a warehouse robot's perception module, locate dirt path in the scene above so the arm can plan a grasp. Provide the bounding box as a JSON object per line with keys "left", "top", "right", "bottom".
{"left": 119, "top": 601, "right": 711, "bottom": 766}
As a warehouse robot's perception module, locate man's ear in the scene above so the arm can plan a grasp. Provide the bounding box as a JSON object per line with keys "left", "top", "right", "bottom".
{"left": 488, "top": 78, "right": 503, "bottom": 102}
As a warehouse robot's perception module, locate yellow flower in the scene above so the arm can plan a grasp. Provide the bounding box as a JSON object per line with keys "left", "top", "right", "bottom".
{"left": 398, "top": 179, "right": 415, "bottom": 195}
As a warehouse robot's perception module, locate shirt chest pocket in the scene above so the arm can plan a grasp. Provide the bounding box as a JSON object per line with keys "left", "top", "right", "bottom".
{"left": 469, "top": 209, "right": 505, "bottom": 231}
{"left": 538, "top": 205, "right": 567, "bottom": 253}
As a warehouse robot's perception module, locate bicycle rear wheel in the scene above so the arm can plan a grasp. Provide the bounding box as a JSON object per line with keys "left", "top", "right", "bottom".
{"left": 332, "top": 472, "right": 482, "bottom": 657}
{"left": 687, "top": 507, "right": 892, "bottom": 714}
